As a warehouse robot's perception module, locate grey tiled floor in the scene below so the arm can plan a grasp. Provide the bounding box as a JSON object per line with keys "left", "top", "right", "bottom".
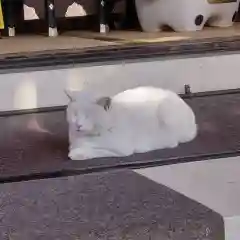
{"left": 0, "top": 170, "right": 224, "bottom": 240}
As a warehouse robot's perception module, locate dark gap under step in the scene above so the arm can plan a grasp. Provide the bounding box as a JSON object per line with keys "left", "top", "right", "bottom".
{"left": 1, "top": 92, "right": 240, "bottom": 182}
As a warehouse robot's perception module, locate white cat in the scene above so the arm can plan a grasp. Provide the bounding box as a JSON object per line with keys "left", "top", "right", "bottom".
{"left": 65, "top": 87, "right": 197, "bottom": 160}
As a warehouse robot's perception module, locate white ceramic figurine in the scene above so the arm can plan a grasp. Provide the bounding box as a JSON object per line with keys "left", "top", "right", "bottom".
{"left": 135, "top": 0, "right": 240, "bottom": 32}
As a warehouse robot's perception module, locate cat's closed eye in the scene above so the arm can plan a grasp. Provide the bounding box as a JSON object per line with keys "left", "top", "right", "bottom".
{"left": 71, "top": 112, "right": 77, "bottom": 122}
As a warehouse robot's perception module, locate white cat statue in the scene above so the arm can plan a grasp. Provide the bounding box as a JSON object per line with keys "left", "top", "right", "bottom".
{"left": 135, "top": 0, "right": 240, "bottom": 32}
{"left": 65, "top": 87, "right": 197, "bottom": 160}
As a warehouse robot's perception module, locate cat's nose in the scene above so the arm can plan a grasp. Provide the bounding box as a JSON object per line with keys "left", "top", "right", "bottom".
{"left": 77, "top": 124, "right": 82, "bottom": 131}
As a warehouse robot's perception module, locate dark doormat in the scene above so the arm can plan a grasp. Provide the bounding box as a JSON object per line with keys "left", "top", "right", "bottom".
{"left": 1, "top": 92, "right": 240, "bottom": 182}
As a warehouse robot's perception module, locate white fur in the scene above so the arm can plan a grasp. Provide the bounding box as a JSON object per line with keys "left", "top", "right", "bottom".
{"left": 66, "top": 87, "right": 197, "bottom": 160}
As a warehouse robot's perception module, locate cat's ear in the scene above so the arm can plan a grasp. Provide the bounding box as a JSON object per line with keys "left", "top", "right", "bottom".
{"left": 96, "top": 97, "right": 112, "bottom": 111}
{"left": 64, "top": 90, "right": 78, "bottom": 102}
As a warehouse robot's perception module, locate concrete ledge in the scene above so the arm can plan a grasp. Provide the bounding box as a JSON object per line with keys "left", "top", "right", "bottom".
{"left": 1, "top": 51, "right": 240, "bottom": 112}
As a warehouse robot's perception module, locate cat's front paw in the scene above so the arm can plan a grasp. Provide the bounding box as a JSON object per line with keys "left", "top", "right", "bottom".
{"left": 68, "top": 148, "right": 93, "bottom": 161}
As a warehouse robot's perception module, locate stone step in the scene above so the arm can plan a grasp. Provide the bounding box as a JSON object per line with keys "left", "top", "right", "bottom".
{"left": 1, "top": 50, "right": 240, "bottom": 112}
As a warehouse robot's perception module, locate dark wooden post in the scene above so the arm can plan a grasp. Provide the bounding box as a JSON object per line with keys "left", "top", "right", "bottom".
{"left": 5, "top": 0, "right": 15, "bottom": 36}
{"left": 99, "top": 0, "right": 109, "bottom": 33}
{"left": 46, "top": 0, "right": 58, "bottom": 36}
{"left": 123, "top": 0, "right": 139, "bottom": 29}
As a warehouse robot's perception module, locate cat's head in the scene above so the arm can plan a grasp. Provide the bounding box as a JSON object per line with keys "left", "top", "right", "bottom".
{"left": 65, "top": 90, "right": 111, "bottom": 134}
